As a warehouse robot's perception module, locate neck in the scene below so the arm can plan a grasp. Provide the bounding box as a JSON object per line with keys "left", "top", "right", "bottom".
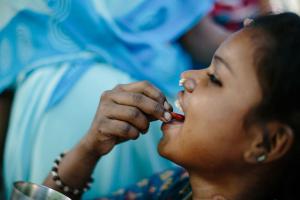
{"left": 188, "top": 168, "right": 270, "bottom": 200}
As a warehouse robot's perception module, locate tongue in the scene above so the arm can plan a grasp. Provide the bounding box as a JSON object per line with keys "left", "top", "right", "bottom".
{"left": 170, "top": 112, "right": 185, "bottom": 122}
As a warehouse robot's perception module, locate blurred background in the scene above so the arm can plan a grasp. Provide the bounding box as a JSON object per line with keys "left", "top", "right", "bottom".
{"left": 270, "top": 0, "right": 300, "bottom": 14}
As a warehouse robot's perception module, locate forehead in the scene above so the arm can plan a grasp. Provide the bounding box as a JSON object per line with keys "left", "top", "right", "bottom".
{"left": 217, "top": 29, "right": 257, "bottom": 63}
{"left": 215, "top": 28, "right": 263, "bottom": 75}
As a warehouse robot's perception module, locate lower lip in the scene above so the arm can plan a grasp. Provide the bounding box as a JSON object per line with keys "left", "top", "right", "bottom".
{"left": 161, "top": 120, "right": 184, "bottom": 134}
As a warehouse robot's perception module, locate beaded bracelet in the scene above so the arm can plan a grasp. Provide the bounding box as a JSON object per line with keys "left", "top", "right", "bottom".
{"left": 51, "top": 152, "right": 94, "bottom": 196}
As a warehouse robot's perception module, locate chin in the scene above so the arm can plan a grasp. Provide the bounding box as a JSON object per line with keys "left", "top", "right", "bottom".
{"left": 157, "top": 138, "right": 173, "bottom": 160}
{"left": 158, "top": 120, "right": 185, "bottom": 163}
{"left": 157, "top": 139, "right": 183, "bottom": 167}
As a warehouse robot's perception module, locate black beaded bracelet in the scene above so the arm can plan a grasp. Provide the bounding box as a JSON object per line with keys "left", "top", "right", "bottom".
{"left": 51, "top": 152, "right": 94, "bottom": 196}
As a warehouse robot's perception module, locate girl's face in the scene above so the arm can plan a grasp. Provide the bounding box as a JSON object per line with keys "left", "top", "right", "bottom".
{"left": 159, "top": 28, "right": 264, "bottom": 173}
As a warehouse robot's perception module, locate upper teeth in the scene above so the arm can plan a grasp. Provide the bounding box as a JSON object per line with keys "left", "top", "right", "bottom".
{"left": 175, "top": 99, "right": 183, "bottom": 112}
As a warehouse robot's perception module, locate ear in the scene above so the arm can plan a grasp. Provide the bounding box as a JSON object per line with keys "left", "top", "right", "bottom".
{"left": 244, "top": 122, "right": 294, "bottom": 164}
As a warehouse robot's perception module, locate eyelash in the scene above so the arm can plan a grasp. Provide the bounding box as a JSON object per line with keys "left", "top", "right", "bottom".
{"left": 207, "top": 73, "right": 223, "bottom": 86}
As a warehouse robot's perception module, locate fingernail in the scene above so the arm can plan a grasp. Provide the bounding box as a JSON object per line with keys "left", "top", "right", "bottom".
{"left": 164, "top": 101, "right": 172, "bottom": 111}
{"left": 179, "top": 78, "right": 186, "bottom": 86}
{"left": 163, "top": 112, "right": 172, "bottom": 122}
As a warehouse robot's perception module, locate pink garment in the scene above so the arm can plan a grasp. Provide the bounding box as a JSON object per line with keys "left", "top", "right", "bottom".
{"left": 210, "top": 0, "right": 260, "bottom": 31}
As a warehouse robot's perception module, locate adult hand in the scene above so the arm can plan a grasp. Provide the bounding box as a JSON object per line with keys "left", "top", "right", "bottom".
{"left": 82, "top": 81, "right": 173, "bottom": 157}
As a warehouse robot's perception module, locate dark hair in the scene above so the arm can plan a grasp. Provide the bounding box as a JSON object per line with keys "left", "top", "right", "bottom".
{"left": 248, "top": 12, "right": 300, "bottom": 199}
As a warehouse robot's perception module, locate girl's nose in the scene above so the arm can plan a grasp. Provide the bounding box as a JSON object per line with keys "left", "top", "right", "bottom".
{"left": 180, "top": 70, "right": 198, "bottom": 92}
{"left": 183, "top": 78, "right": 196, "bottom": 92}
{"left": 181, "top": 69, "right": 209, "bottom": 91}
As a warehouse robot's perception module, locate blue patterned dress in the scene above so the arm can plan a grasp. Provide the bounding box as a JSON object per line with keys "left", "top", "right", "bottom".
{"left": 97, "top": 167, "right": 191, "bottom": 200}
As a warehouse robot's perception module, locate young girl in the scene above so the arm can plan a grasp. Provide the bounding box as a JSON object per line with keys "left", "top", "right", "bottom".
{"left": 43, "top": 12, "right": 300, "bottom": 199}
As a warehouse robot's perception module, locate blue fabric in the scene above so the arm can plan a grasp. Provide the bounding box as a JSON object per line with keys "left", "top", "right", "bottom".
{"left": 96, "top": 167, "right": 190, "bottom": 200}
{"left": 1, "top": 0, "right": 214, "bottom": 199}
{"left": 0, "top": 0, "right": 213, "bottom": 98}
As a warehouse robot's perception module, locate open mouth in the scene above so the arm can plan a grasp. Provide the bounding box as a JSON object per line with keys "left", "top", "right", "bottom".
{"left": 162, "top": 99, "right": 185, "bottom": 125}
{"left": 160, "top": 80, "right": 186, "bottom": 134}
{"left": 169, "top": 90, "right": 186, "bottom": 123}
{"left": 160, "top": 97, "right": 185, "bottom": 136}
{"left": 170, "top": 112, "right": 185, "bottom": 122}
{"left": 161, "top": 111, "right": 184, "bottom": 134}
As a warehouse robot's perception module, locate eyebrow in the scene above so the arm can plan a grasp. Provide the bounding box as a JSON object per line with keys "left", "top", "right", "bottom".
{"left": 214, "top": 54, "right": 234, "bottom": 75}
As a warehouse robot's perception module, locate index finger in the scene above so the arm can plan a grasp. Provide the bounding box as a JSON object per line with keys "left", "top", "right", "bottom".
{"left": 107, "top": 91, "right": 172, "bottom": 122}
{"left": 113, "top": 81, "right": 172, "bottom": 110}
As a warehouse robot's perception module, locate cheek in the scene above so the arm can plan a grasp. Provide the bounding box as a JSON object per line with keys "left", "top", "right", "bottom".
{"left": 187, "top": 93, "right": 244, "bottom": 128}
{"left": 178, "top": 96, "right": 250, "bottom": 168}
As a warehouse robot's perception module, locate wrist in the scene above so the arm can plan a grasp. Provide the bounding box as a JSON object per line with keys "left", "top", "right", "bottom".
{"left": 50, "top": 151, "right": 94, "bottom": 196}
{"left": 76, "top": 134, "right": 102, "bottom": 162}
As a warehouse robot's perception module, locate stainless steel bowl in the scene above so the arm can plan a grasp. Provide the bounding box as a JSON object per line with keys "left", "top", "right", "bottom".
{"left": 11, "top": 181, "right": 71, "bottom": 200}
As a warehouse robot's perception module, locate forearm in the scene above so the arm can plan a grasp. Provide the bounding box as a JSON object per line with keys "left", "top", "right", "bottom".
{"left": 43, "top": 81, "right": 171, "bottom": 199}
{"left": 43, "top": 137, "right": 101, "bottom": 199}
{"left": 180, "top": 16, "right": 231, "bottom": 66}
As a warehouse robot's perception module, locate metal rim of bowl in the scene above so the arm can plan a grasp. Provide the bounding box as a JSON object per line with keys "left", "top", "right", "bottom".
{"left": 12, "top": 181, "right": 71, "bottom": 200}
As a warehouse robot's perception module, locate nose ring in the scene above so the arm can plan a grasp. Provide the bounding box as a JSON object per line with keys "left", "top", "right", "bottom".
{"left": 179, "top": 78, "right": 186, "bottom": 86}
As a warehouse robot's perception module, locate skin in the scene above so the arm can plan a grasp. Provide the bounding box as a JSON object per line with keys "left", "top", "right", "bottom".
{"left": 159, "top": 28, "right": 293, "bottom": 199}
{"left": 160, "top": 28, "right": 264, "bottom": 199}
{"left": 44, "top": 81, "right": 173, "bottom": 199}
{"left": 44, "top": 27, "right": 294, "bottom": 200}
{"left": 181, "top": 15, "right": 231, "bottom": 66}
{"left": 1, "top": 2, "right": 275, "bottom": 197}
{"left": 1, "top": 12, "right": 232, "bottom": 197}
{"left": 0, "top": 13, "right": 231, "bottom": 195}
{"left": 159, "top": 28, "right": 264, "bottom": 170}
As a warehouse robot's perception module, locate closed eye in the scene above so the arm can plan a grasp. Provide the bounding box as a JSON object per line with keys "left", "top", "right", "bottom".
{"left": 207, "top": 73, "right": 223, "bottom": 87}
